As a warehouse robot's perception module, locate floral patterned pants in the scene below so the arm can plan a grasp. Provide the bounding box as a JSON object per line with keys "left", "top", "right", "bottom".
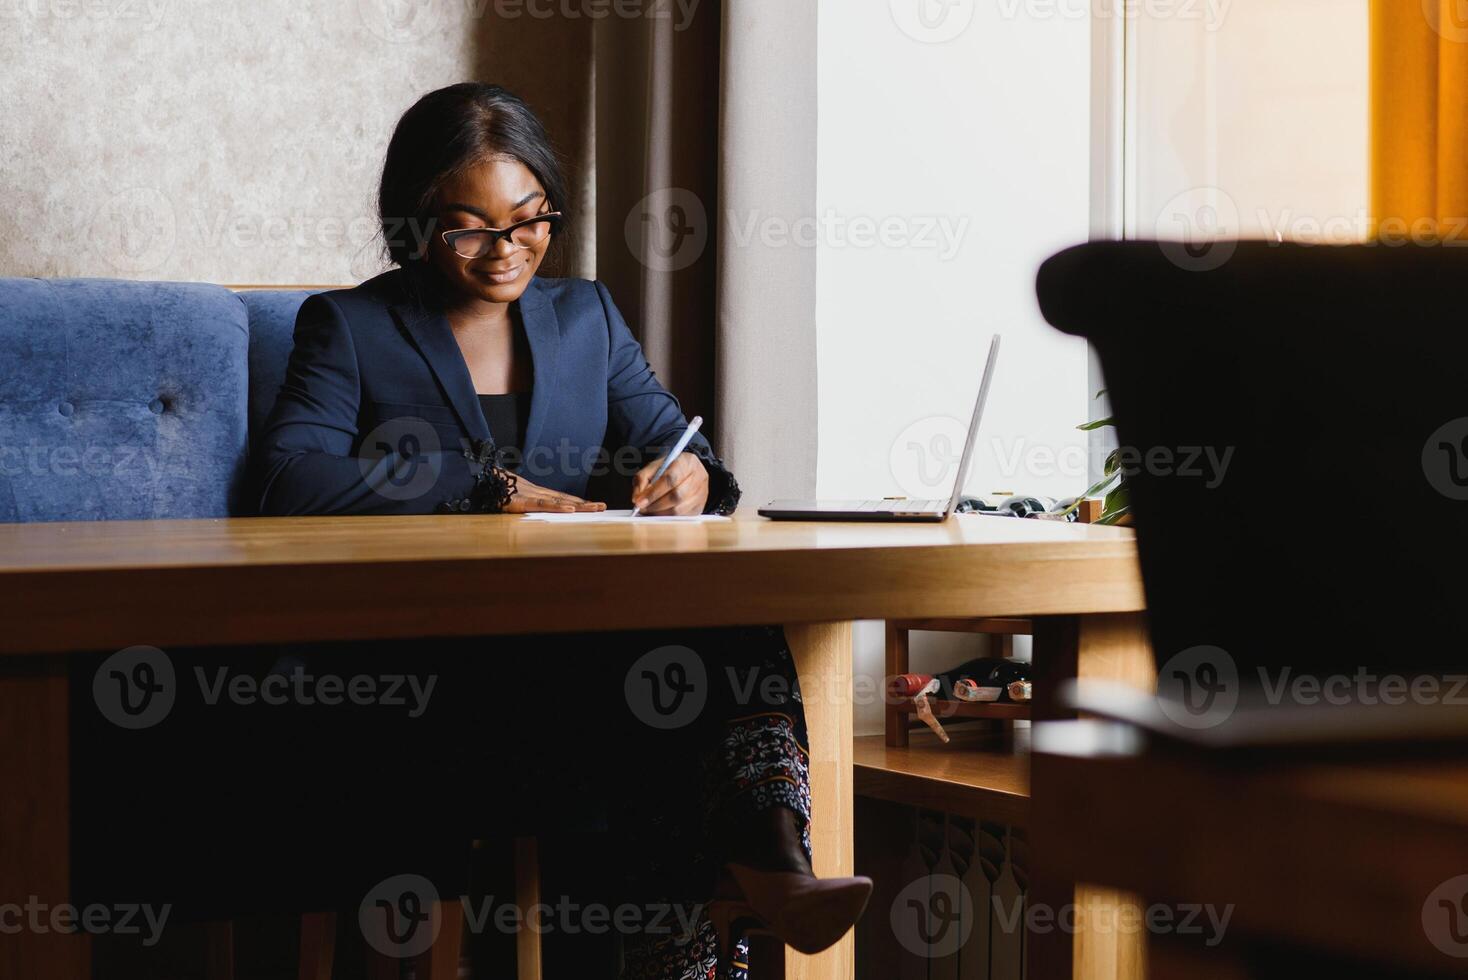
{"left": 612, "top": 625, "right": 813, "bottom": 980}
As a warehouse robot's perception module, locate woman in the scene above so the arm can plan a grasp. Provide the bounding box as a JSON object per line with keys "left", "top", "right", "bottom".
{"left": 257, "top": 83, "right": 869, "bottom": 978}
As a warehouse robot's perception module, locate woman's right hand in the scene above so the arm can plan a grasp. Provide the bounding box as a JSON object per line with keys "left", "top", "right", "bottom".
{"left": 502, "top": 473, "right": 607, "bottom": 513}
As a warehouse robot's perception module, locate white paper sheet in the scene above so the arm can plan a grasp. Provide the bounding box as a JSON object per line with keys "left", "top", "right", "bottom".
{"left": 518, "top": 509, "right": 730, "bottom": 524}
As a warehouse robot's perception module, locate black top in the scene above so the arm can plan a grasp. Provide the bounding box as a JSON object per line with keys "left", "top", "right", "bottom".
{"left": 478, "top": 392, "right": 531, "bottom": 457}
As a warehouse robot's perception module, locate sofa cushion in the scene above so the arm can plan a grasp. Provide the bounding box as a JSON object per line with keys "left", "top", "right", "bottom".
{"left": 240, "top": 290, "right": 314, "bottom": 463}
{"left": 0, "top": 278, "right": 249, "bottom": 522}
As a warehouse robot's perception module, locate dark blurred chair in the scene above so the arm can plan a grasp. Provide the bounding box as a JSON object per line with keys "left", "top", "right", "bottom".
{"left": 1032, "top": 240, "right": 1468, "bottom": 979}
{"left": 1037, "top": 240, "right": 1468, "bottom": 681}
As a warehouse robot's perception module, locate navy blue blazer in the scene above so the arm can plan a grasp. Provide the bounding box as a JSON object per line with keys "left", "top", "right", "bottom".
{"left": 257, "top": 269, "right": 738, "bottom": 516}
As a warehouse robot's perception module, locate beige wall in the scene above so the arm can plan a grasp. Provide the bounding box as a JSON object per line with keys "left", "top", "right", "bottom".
{"left": 0, "top": 0, "right": 601, "bottom": 285}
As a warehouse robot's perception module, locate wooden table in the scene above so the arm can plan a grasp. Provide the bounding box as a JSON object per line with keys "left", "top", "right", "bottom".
{"left": 0, "top": 512, "right": 1147, "bottom": 980}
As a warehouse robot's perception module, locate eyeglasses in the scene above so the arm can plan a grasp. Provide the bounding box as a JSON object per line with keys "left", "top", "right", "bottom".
{"left": 441, "top": 211, "right": 564, "bottom": 259}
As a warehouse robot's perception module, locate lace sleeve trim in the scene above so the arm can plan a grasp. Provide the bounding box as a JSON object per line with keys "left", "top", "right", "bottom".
{"left": 466, "top": 440, "right": 519, "bottom": 513}
{"left": 690, "top": 446, "right": 742, "bottom": 516}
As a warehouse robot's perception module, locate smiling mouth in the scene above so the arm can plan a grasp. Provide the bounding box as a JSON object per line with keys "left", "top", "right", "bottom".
{"left": 480, "top": 264, "right": 525, "bottom": 285}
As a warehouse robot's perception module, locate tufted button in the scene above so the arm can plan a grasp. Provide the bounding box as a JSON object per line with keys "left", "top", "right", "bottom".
{"left": 149, "top": 398, "right": 166, "bottom": 415}
{"left": 57, "top": 401, "right": 74, "bottom": 418}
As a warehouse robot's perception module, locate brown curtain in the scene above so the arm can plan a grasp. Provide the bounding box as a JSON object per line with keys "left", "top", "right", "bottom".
{"left": 473, "top": 0, "right": 819, "bottom": 504}
{"left": 714, "top": 0, "right": 818, "bottom": 503}
{"left": 1370, "top": 0, "right": 1468, "bottom": 237}
{"left": 472, "top": 3, "right": 720, "bottom": 421}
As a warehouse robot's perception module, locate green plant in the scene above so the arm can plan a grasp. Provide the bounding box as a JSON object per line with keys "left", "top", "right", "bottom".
{"left": 1067, "top": 390, "right": 1131, "bottom": 525}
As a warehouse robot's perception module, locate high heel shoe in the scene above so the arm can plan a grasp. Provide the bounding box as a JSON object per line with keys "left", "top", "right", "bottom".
{"left": 708, "top": 863, "right": 873, "bottom": 965}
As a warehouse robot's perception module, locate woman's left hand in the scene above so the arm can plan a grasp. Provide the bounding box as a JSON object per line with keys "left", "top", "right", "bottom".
{"left": 632, "top": 453, "right": 709, "bottom": 515}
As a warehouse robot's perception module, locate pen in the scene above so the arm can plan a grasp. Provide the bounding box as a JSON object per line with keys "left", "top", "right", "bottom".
{"left": 631, "top": 415, "right": 703, "bottom": 517}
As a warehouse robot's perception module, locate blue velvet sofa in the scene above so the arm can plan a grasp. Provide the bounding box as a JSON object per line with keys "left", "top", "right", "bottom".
{"left": 3, "top": 279, "right": 482, "bottom": 912}
{"left": 0, "top": 279, "right": 313, "bottom": 523}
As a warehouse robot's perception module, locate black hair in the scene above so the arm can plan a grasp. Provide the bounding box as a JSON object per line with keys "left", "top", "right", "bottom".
{"left": 378, "top": 82, "right": 568, "bottom": 272}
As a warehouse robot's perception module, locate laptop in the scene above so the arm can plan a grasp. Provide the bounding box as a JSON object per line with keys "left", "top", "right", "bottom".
{"left": 759, "top": 335, "right": 1000, "bottom": 522}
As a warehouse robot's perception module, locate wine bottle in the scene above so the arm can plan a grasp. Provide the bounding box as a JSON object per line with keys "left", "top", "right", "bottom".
{"left": 935, "top": 657, "right": 1032, "bottom": 703}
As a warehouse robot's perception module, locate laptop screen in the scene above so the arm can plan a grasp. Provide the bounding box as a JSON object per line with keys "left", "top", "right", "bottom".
{"left": 943, "top": 334, "right": 1001, "bottom": 516}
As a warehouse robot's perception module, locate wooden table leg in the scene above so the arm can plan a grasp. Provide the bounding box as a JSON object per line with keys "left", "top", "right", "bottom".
{"left": 1032, "top": 612, "right": 1154, "bottom": 980}
{"left": 296, "top": 912, "right": 335, "bottom": 980}
{"left": 782, "top": 621, "right": 855, "bottom": 980}
{"left": 424, "top": 900, "right": 463, "bottom": 980}
{"left": 513, "top": 837, "right": 542, "bottom": 980}
{"left": 0, "top": 661, "right": 90, "bottom": 979}
{"left": 205, "top": 920, "right": 236, "bottom": 980}
{"left": 883, "top": 622, "right": 909, "bottom": 748}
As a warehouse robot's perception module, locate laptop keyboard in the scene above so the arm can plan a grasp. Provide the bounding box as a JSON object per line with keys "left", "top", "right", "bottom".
{"left": 855, "top": 499, "right": 946, "bottom": 512}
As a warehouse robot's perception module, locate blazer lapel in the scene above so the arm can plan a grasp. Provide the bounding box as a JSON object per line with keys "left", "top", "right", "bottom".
{"left": 517, "top": 280, "right": 560, "bottom": 454}
{"left": 390, "top": 300, "right": 492, "bottom": 444}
